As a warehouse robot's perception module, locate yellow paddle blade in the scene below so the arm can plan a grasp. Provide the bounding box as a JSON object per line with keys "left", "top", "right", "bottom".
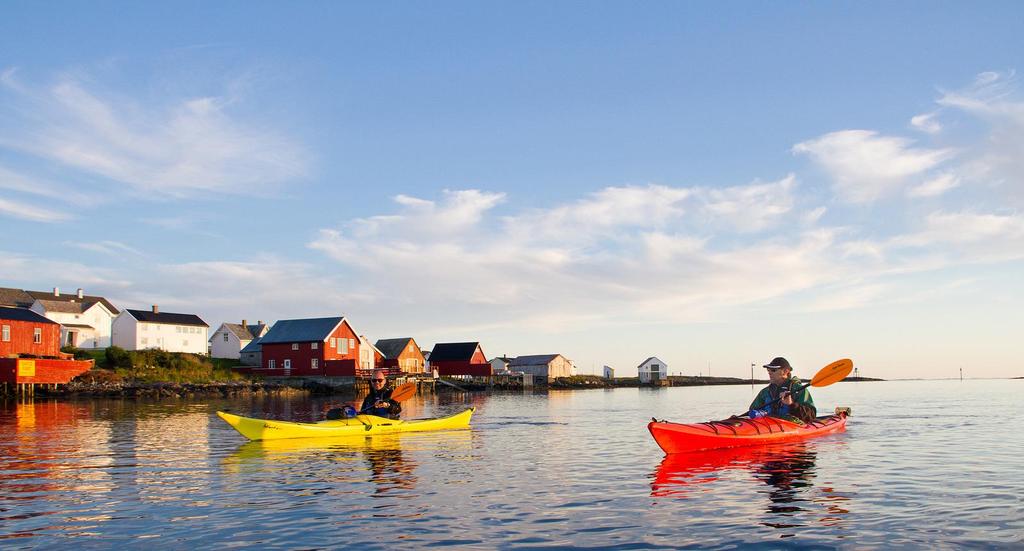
{"left": 810, "top": 359, "right": 853, "bottom": 387}
{"left": 390, "top": 382, "right": 417, "bottom": 402}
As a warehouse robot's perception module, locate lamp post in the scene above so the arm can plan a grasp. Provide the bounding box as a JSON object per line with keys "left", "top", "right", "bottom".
{"left": 751, "top": 362, "right": 755, "bottom": 387}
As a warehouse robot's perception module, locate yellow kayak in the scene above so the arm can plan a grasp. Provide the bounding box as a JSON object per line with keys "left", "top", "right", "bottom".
{"left": 216, "top": 407, "right": 475, "bottom": 441}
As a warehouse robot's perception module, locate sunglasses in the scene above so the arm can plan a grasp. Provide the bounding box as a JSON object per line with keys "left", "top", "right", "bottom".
{"left": 372, "top": 378, "right": 386, "bottom": 382}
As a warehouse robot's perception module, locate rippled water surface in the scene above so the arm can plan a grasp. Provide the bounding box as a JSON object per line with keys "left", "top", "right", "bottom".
{"left": 2, "top": 380, "right": 1022, "bottom": 549}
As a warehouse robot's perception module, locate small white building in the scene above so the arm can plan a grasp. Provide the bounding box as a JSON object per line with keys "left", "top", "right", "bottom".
{"left": 637, "top": 356, "right": 668, "bottom": 384}
{"left": 209, "top": 320, "right": 269, "bottom": 359}
{"left": 358, "top": 334, "right": 383, "bottom": 370}
{"left": 490, "top": 356, "right": 512, "bottom": 374}
{"left": 28, "top": 287, "right": 119, "bottom": 349}
{"left": 603, "top": 365, "right": 615, "bottom": 379}
{"left": 112, "top": 305, "right": 209, "bottom": 354}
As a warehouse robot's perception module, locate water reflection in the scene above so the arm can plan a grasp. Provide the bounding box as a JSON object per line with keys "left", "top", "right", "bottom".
{"left": 652, "top": 443, "right": 851, "bottom": 531}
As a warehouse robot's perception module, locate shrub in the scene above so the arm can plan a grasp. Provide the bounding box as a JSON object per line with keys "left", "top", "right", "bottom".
{"left": 105, "top": 346, "right": 133, "bottom": 369}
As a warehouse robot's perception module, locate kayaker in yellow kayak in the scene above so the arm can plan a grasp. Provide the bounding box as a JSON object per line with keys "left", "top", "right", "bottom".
{"left": 361, "top": 369, "right": 403, "bottom": 419}
{"left": 748, "top": 357, "right": 817, "bottom": 423}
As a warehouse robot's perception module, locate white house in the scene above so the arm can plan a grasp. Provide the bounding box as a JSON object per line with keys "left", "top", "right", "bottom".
{"left": 603, "top": 365, "right": 615, "bottom": 379}
{"left": 358, "top": 334, "right": 383, "bottom": 370}
{"left": 26, "top": 287, "right": 118, "bottom": 349}
{"left": 112, "top": 305, "right": 209, "bottom": 354}
{"left": 637, "top": 356, "right": 668, "bottom": 384}
{"left": 209, "top": 320, "right": 269, "bottom": 359}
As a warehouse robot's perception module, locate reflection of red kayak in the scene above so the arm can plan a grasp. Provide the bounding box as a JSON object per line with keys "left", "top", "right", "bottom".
{"left": 651, "top": 441, "right": 813, "bottom": 497}
{"left": 648, "top": 412, "right": 848, "bottom": 454}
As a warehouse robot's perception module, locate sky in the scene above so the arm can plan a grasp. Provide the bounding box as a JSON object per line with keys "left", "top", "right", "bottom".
{"left": 1, "top": 2, "right": 1022, "bottom": 379}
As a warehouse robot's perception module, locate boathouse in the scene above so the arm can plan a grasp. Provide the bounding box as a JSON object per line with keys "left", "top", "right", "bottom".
{"left": 638, "top": 356, "right": 668, "bottom": 384}
{"left": 375, "top": 337, "right": 426, "bottom": 374}
{"left": 428, "top": 342, "right": 492, "bottom": 376}
{"left": 0, "top": 306, "right": 93, "bottom": 391}
{"left": 509, "top": 354, "right": 575, "bottom": 381}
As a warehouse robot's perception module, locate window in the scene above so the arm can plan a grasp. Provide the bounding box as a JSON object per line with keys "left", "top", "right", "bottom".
{"left": 176, "top": 326, "right": 182, "bottom": 333}
{"left": 339, "top": 338, "right": 348, "bottom": 354}
{"left": 223, "top": 333, "right": 229, "bottom": 342}
{"left": 311, "top": 342, "right": 318, "bottom": 350}
{"left": 268, "top": 359, "right": 276, "bottom": 369}
{"left": 1, "top": 325, "right": 8, "bottom": 342}
{"left": 330, "top": 337, "right": 336, "bottom": 348}
{"left": 141, "top": 338, "right": 148, "bottom": 345}
{"left": 33, "top": 328, "right": 42, "bottom": 344}
{"left": 311, "top": 358, "right": 318, "bottom": 369}
{"left": 141, "top": 324, "right": 148, "bottom": 332}
{"left": 283, "top": 359, "right": 291, "bottom": 370}
{"left": 183, "top": 340, "right": 188, "bottom": 346}
{"left": 349, "top": 338, "right": 355, "bottom": 350}
{"left": 292, "top": 343, "right": 299, "bottom": 350}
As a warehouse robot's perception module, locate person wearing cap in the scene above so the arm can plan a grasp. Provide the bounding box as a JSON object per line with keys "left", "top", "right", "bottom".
{"left": 748, "top": 357, "right": 817, "bottom": 424}
{"left": 360, "top": 369, "right": 403, "bottom": 418}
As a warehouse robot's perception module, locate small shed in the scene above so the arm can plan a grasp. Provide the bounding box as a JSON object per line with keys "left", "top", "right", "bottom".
{"left": 603, "top": 365, "right": 615, "bottom": 379}
{"left": 509, "top": 354, "right": 574, "bottom": 379}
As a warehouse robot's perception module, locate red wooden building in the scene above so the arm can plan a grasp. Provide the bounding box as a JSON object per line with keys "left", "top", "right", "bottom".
{"left": 428, "top": 342, "right": 492, "bottom": 376}
{"left": 0, "top": 306, "right": 93, "bottom": 386}
{"left": 256, "top": 316, "right": 361, "bottom": 377}
{"left": 375, "top": 337, "right": 427, "bottom": 374}
{"left": 1, "top": 306, "right": 62, "bottom": 357}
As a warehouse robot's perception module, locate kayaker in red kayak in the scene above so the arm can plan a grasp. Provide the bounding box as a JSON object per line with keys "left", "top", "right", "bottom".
{"left": 748, "top": 357, "right": 816, "bottom": 423}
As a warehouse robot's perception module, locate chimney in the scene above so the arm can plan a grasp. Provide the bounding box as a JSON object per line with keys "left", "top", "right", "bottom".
{"left": 257, "top": 320, "right": 263, "bottom": 325}
{"left": 53, "top": 287, "right": 60, "bottom": 297}
{"left": 152, "top": 305, "right": 159, "bottom": 314}
{"left": 77, "top": 288, "right": 84, "bottom": 299}
{"left": 242, "top": 319, "right": 247, "bottom": 327}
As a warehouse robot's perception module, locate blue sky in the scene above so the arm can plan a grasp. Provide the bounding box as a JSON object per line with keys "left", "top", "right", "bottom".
{"left": 2, "top": 2, "right": 1022, "bottom": 378}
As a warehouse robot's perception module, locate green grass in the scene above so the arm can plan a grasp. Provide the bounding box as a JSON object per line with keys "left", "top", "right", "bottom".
{"left": 66, "top": 346, "right": 250, "bottom": 384}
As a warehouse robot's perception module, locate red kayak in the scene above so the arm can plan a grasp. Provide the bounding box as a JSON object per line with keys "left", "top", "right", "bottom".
{"left": 648, "top": 411, "right": 849, "bottom": 454}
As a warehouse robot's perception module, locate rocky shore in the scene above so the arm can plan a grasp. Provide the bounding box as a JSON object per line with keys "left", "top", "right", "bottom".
{"left": 37, "top": 380, "right": 308, "bottom": 399}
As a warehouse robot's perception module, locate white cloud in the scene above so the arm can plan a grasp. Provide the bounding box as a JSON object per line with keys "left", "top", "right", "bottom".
{"left": 793, "top": 130, "right": 954, "bottom": 203}
{"left": 911, "top": 112, "right": 942, "bottom": 134}
{"left": 907, "top": 173, "right": 960, "bottom": 198}
{"left": 0, "top": 164, "right": 103, "bottom": 206}
{"left": 699, "top": 174, "right": 796, "bottom": 232}
{"left": 0, "top": 70, "right": 310, "bottom": 200}
{"left": 63, "top": 240, "right": 144, "bottom": 256}
{"left": 0, "top": 196, "right": 72, "bottom": 222}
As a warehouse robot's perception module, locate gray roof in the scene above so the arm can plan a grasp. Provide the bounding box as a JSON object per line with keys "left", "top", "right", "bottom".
{"left": 374, "top": 337, "right": 415, "bottom": 359}
{"left": 126, "top": 309, "right": 208, "bottom": 327}
{"left": 509, "top": 354, "right": 562, "bottom": 367}
{"left": 61, "top": 323, "right": 95, "bottom": 329}
{"left": 0, "top": 306, "right": 58, "bottom": 324}
{"left": 223, "top": 323, "right": 267, "bottom": 341}
{"left": 259, "top": 317, "right": 345, "bottom": 344}
{"left": 0, "top": 287, "right": 35, "bottom": 308}
{"left": 429, "top": 342, "right": 482, "bottom": 362}
{"left": 35, "top": 299, "right": 86, "bottom": 314}
{"left": 636, "top": 356, "right": 665, "bottom": 369}
{"left": 27, "top": 290, "right": 119, "bottom": 315}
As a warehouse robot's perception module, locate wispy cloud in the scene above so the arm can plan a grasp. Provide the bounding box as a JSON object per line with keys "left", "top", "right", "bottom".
{"left": 0, "top": 67, "right": 311, "bottom": 200}
{"left": 793, "top": 130, "right": 955, "bottom": 203}
{"left": 0, "top": 196, "right": 72, "bottom": 222}
{"left": 63, "top": 240, "right": 145, "bottom": 256}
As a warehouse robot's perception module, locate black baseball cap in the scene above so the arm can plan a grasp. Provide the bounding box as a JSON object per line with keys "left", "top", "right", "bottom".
{"left": 763, "top": 357, "right": 792, "bottom": 370}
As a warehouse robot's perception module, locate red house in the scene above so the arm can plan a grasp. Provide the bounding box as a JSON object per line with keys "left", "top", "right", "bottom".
{"left": 0, "top": 306, "right": 93, "bottom": 385}
{"left": 0, "top": 306, "right": 61, "bottom": 357}
{"left": 257, "top": 316, "right": 361, "bottom": 377}
{"left": 428, "top": 342, "right": 492, "bottom": 377}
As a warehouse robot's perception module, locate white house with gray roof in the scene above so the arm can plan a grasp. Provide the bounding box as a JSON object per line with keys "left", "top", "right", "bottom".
{"left": 26, "top": 287, "right": 119, "bottom": 349}
{"left": 210, "top": 320, "right": 269, "bottom": 359}
{"left": 112, "top": 305, "right": 209, "bottom": 354}
{"left": 509, "top": 354, "right": 575, "bottom": 379}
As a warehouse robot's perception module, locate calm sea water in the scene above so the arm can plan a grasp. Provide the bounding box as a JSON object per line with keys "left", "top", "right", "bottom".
{"left": 1, "top": 380, "right": 1021, "bottom": 549}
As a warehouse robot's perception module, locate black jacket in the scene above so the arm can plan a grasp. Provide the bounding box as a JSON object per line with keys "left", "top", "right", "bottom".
{"left": 360, "top": 385, "right": 402, "bottom": 418}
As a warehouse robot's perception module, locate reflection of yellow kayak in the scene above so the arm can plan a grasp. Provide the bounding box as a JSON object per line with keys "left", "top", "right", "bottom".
{"left": 216, "top": 408, "right": 475, "bottom": 441}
